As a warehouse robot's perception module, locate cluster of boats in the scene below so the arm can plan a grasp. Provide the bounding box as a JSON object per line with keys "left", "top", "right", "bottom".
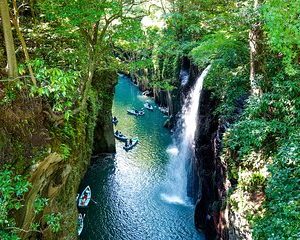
{"left": 126, "top": 101, "right": 154, "bottom": 116}
{"left": 112, "top": 101, "right": 155, "bottom": 151}
{"left": 114, "top": 130, "right": 139, "bottom": 151}
{"left": 127, "top": 109, "right": 145, "bottom": 116}
{"left": 77, "top": 186, "right": 92, "bottom": 236}
{"left": 126, "top": 101, "right": 167, "bottom": 115}
{"left": 127, "top": 102, "right": 154, "bottom": 116}
{"left": 77, "top": 99, "right": 168, "bottom": 236}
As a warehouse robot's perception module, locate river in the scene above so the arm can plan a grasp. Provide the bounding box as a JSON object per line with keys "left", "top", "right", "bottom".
{"left": 79, "top": 75, "right": 205, "bottom": 240}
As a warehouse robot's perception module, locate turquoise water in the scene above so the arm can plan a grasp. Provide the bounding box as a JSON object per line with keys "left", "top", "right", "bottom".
{"left": 79, "top": 75, "right": 204, "bottom": 240}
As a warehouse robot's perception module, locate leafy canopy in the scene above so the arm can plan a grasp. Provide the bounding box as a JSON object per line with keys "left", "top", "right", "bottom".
{"left": 263, "top": 0, "right": 300, "bottom": 75}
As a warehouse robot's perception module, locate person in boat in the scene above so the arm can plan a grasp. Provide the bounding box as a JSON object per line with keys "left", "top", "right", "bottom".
{"left": 115, "top": 130, "right": 119, "bottom": 135}
{"left": 125, "top": 140, "right": 129, "bottom": 147}
{"left": 83, "top": 188, "right": 90, "bottom": 202}
{"left": 82, "top": 192, "right": 88, "bottom": 202}
{"left": 113, "top": 116, "right": 117, "bottom": 121}
{"left": 135, "top": 109, "right": 138, "bottom": 114}
{"left": 129, "top": 139, "right": 133, "bottom": 145}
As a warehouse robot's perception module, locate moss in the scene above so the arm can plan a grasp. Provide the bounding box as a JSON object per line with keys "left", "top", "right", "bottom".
{"left": 0, "top": 68, "right": 115, "bottom": 239}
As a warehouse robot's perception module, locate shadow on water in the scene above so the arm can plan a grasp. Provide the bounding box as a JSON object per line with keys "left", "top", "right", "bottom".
{"left": 78, "top": 75, "right": 205, "bottom": 240}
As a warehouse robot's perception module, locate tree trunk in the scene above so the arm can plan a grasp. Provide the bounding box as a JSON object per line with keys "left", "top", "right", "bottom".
{"left": 249, "top": 0, "right": 264, "bottom": 96}
{"left": 79, "top": 21, "right": 100, "bottom": 110}
{"left": 0, "top": 0, "right": 18, "bottom": 78}
{"left": 12, "top": 0, "right": 36, "bottom": 85}
{"left": 80, "top": 46, "right": 96, "bottom": 109}
{"left": 29, "top": 0, "right": 37, "bottom": 22}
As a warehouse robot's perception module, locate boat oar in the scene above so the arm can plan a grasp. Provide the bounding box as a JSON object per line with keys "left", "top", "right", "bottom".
{"left": 91, "top": 198, "right": 98, "bottom": 205}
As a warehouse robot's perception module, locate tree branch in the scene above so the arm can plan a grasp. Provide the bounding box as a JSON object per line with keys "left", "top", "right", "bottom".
{"left": 5, "top": 226, "right": 41, "bottom": 234}
{"left": 79, "top": 28, "right": 93, "bottom": 45}
{"left": 92, "top": 20, "right": 100, "bottom": 45}
{"left": 0, "top": 75, "right": 31, "bottom": 82}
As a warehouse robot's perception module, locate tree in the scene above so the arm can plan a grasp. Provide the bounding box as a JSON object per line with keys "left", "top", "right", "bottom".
{"left": 11, "top": 0, "right": 36, "bottom": 85}
{"left": 249, "top": 0, "right": 264, "bottom": 96}
{"left": 40, "top": 0, "right": 145, "bottom": 117}
{"left": 0, "top": 0, "right": 18, "bottom": 78}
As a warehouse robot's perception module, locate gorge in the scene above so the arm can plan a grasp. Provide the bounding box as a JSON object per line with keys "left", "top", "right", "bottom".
{"left": 1, "top": 1, "right": 299, "bottom": 240}
{"left": 79, "top": 75, "right": 205, "bottom": 239}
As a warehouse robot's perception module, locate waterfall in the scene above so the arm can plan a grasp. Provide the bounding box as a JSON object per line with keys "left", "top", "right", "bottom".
{"left": 161, "top": 65, "right": 211, "bottom": 205}
{"left": 180, "top": 69, "right": 189, "bottom": 86}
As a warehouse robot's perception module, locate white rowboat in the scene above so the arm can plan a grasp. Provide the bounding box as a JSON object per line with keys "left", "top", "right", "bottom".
{"left": 78, "top": 186, "right": 91, "bottom": 208}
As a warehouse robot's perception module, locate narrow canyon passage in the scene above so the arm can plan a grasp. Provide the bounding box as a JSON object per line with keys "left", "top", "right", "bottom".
{"left": 78, "top": 76, "right": 205, "bottom": 240}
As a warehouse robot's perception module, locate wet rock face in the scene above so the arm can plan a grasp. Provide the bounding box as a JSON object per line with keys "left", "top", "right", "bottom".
{"left": 191, "top": 88, "right": 228, "bottom": 240}
{"left": 181, "top": 56, "right": 190, "bottom": 70}
{"left": 192, "top": 91, "right": 247, "bottom": 239}
{"left": 18, "top": 153, "right": 67, "bottom": 237}
{"left": 1, "top": 95, "right": 96, "bottom": 239}
{"left": 92, "top": 70, "right": 117, "bottom": 154}
{"left": 0, "top": 96, "right": 49, "bottom": 167}
{"left": 93, "top": 102, "right": 116, "bottom": 154}
{"left": 1, "top": 69, "right": 119, "bottom": 239}
{"left": 192, "top": 89, "right": 218, "bottom": 232}
{"left": 171, "top": 61, "right": 230, "bottom": 239}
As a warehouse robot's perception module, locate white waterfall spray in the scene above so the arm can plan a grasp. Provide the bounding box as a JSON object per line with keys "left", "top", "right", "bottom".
{"left": 161, "top": 65, "right": 211, "bottom": 205}
{"left": 180, "top": 69, "right": 189, "bottom": 86}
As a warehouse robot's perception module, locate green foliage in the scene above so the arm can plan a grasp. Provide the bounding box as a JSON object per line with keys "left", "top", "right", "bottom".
{"left": 29, "top": 20, "right": 87, "bottom": 70}
{"left": 165, "top": 0, "right": 238, "bottom": 41}
{"left": 1, "top": 0, "right": 298, "bottom": 239}
{"left": 0, "top": 169, "right": 31, "bottom": 217}
{"left": 227, "top": 118, "right": 285, "bottom": 157}
{"left": 0, "top": 167, "right": 62, "bottom": 238}
{"left": 239, "top": 171, "right": 266, "bottom": 192}
{"left": 85, "top": 88, "right": 101, "bottom": 149}
{"left": 62, "top": 123, "right": 76, "bottom": 143}
{"left": 226, "top": 69, "right": 300, "bottom": 157}
{"left": 224, "top": 66, "right": 300, "bottom": 238}
{"left": 45, "top": 213, "right": 63, "bottom": 233}
{"left": 187, "top": 31, "right": 250, "bottom": 119}
{"left": 60, "top": 144, "right": 71, "bottom": 160}
{"left": 150, "top": 80, "right": 175, "bottom": 91}
{"left": 30, "top": 59, "right": 80, "bottom": 118}
{"left": 34, "top": 196, "right": 48, "bottom": 214}
{"left": 0, "top": 88, "right": 17, "bottom": 105}
{"left": 262, "top": 0, "right": 300, "bottom": 75}
{"left": 189, "top": 32, "right": 248, "bottom": 67}
{"left": 253, "top": 134, "right": 300, "bottom": 239}
{"left": 39, "top": 0, "right": 107, "bottom": 27}
{"left": 0, "top": 168, "right": 31, "bottom": 240}
{"left": 113, "top": 18, "right": 145, "bottom": 52}
{"left": 129, "top": 59, "right": 153, "bottom": 72}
